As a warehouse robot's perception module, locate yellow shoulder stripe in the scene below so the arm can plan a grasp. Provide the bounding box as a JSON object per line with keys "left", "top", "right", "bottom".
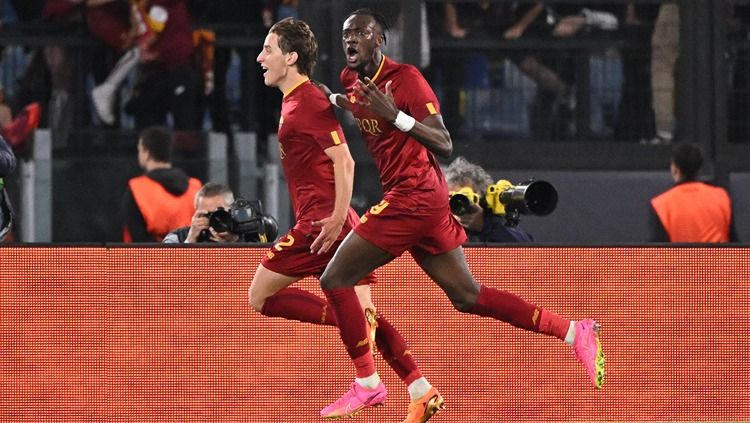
{"left": 330, "top": 131, "right": 342, "bottom": 145}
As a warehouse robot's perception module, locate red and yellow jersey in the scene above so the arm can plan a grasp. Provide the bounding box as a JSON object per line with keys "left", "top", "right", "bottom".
{"left": 277, "top": 78, "right": 356, "bottom": 234}
{"left": 340, "top": 55, "right": 447, "bottom": 201}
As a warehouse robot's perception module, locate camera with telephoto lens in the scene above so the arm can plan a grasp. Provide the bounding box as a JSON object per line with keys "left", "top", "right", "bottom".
{"left": 448, "top": 186, "right": 482, "bottom": 216}
{"left": 198, "top": 198, "right": 279, "bottom": 243}
{"left": 449, "top": 179, "right": 558, "bottom": 227}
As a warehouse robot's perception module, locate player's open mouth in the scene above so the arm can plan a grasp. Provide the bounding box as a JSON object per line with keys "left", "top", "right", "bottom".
{"left": 346, "top": 47, "right": 358, "bottom": 63}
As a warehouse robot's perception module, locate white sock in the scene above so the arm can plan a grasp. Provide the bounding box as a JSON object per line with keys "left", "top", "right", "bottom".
{"left": 103, "top": 48, "right": 140, "bottom": 88}
{"left": 564, "top": 321, "right": 576, "bottom": 345}
{"left": 407, "top": 377, "right": 432, "bottom": 401}
{"left": 355, "top": 373, "right": 381, "bottom": 389}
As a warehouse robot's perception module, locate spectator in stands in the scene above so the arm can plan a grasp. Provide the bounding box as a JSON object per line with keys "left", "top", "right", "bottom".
{"left": 86, "top": 0, "right": 145, "bottom": 126}
{"left": 533, "top": 3, "right": 621, "bottom": 140}
{"left": 39, "top": 0, "right": 85, "bottom": 146}
{"left": 438, "top": 2, "right": 619, "bottom": 140}
{"left": 648, "top": 2, "right": 679, "bottom": 145}
{"left": 649, "top": 143, "right": 738, "bottom": 243}
{"left": 614, "top": 3, "right": 659, "bottom": 143}
{"left": 436, "top": 2, "right": 571, "bottom": 134}
{"left": 262, "top": 0, "right": 298, "bottom": 28}
{"left": 0, "top": 134, "right": 16, "bottom": 242}
{"left": 188, "top": 0, "right": 266, "bottom": 134}
{"left": 445, "top": 156, "right": 534, "bottom": 243}
{"left": 121, "top": 0, "right": 199, "bottom": 130}
{"left": 122, "top": 125, "right": 202, "bottom": 242}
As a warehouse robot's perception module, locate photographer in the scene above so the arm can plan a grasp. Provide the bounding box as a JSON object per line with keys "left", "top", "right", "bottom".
{"left": 445, "top": 157, "right": 534, "bottom": 243}
{"left": 163, "top": 182, "right": 237, "bottom": 243}
{"left": 164, "top": 182, "right": 278, "bottom": 243}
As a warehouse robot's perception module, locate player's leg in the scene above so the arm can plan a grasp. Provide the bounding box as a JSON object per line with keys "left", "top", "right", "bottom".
{"left": 417, "top": 246, "right": 605, "bottom": 388}
{"left": 355, "top": 284, "right": 435, "bottom": 401}
{"left": 249, "top": 264, "right": 340, "bottom": 326}
{"left": 364, "top": 291, "right": 443, "bottom": 423}
{"left": 319, "top": 232, "right": 394, "bottom": 418}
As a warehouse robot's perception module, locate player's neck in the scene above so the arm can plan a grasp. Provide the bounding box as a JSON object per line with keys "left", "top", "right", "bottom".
{"left": 361, "top": 51, "right": 384, "bottom": 80}
{"left": 279, "top": 71, "right": 309, "bottom": 98}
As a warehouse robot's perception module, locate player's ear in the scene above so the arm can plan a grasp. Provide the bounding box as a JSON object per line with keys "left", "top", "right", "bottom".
{"left": 286, "top": 51, "right": 299, "bottom": 67}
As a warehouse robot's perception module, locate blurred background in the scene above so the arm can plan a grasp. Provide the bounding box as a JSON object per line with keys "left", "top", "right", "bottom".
{"left": 1, "top": 0, "right": 749, "bottom": 244}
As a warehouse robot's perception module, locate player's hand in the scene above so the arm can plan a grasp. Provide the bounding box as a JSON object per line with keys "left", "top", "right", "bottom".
{"left": 354, "top": 77, "right": 399, "bottom": 122}
{"left": 312, "top": 80, "right": 333, "bottom": 97}
{"left": 455, "top": 204, "right": 484, "bottom": 232}
{"left": 312, "top": 80, "right": 353, "bottom": 111}
{"left": 310, "top": 215, "right": 345, "bottom": 255}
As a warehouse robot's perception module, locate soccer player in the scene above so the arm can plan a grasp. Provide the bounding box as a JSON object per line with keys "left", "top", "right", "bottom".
{"left": 249, "top": 17, "right": 437, "bottom": 421}
{"left": 315, "top": 8, "right": 606, "bottom": 422}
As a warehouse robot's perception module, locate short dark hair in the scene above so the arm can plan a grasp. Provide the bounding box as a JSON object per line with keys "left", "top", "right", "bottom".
{"left": 139, "top": 126, "right": 172, "bottom": 163}
{"left": 269, "top": 17, "right": 318, "bottom": 76}
{"left": 347, "top": 8, "right": 389, "bottom": 44}
{"left": 671, "top": 143, "right": 703, "bottom": 181}
{"left": 196, "top": 182, "right": 234, "bottom": 208}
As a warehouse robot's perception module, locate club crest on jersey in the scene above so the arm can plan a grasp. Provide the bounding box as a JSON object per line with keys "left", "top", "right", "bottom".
{"left": 355, "top": 117, "right": 382, "bottom": 136}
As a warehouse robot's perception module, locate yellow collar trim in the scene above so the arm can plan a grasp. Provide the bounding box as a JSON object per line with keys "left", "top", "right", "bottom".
{"left": 283, "top": 77, "right": 310, "bottom": 98}
{"left": 371, "top": 55, "right": 387, "bottom": 83}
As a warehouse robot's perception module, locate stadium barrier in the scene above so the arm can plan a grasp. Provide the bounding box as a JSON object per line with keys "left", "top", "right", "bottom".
{"left": 1, "top": 246, "right": 748, "bottom": 422}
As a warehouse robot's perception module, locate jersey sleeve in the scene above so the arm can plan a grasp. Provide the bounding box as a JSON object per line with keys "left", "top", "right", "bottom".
{"left": 397, "top": 65, "right": 441, "bottom": 122}
{"left": 304, "top": 93, "right": 347, "bottom": 151}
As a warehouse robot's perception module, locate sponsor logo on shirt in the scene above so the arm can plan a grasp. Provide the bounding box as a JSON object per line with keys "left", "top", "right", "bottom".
{"left": 355, "top": 118, "right": 382, "bottom": 136}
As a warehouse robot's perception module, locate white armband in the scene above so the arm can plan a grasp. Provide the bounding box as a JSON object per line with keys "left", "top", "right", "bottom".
{"left": 393, "top": 111, "right": 416, "bottom": 132}
{"left": 329, "top": 93, "right": 341, "bottom": 108}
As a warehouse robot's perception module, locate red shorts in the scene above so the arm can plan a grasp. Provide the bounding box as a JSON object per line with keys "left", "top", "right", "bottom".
{"left": 261, "top": 226, "right": 376, "bottom": 285}
{"left": 353, "top": 192, "right": 467, "bottom": 261}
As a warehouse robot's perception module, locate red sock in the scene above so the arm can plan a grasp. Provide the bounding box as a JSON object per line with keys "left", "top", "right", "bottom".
{"left": 470, "top": 284, "right": 543, "bottom": 332}
{"left": 260, "top": 287, "right": 338, "bottom": 326}
{"left": 538, "top": 310, "right": 570, "bottom": 341}
{"left": 375, "top": 314, "right": 423, "bottom": 386}
{"left": 323, "top": 287, "right": 375, "bottom": 378}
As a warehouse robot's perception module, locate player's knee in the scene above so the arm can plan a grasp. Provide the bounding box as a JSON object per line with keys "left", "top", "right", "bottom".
{"left": 248, "top": 287, "right": 265, "bottom": 312}
{"left": 319, "top": 272, "right": 337, "bottom": 291}
{"left": 451, "top": 298, "right": 475, "bottom": 313}
{"left": 449, "top": 290, "right": 478, "bottom": 313}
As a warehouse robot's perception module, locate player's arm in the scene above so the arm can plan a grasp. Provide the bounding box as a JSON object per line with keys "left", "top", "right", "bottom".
{"left": 355, "top": 77, "right": 453, "bottom": 158}
{"left": 310, "top": 143, "right": 355, "bottom": 254}
{"left": 312, "top": 80, "right": 355, "bottom": 112}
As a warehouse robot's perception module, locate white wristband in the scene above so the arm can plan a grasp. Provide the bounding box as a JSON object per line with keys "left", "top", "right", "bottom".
{"left": 329, "top": 93, "right": 340, "bottom": 108}
{"left": 393, "top": 111, "right": 416, "bottom": 132}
